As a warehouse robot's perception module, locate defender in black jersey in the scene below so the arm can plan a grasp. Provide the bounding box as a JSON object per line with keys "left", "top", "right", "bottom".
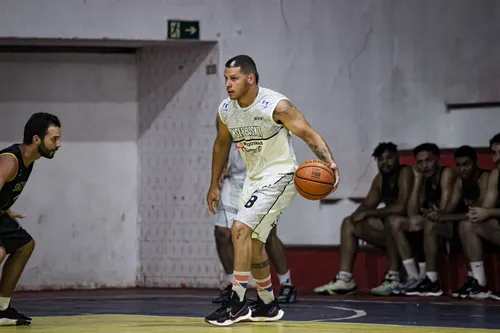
{"left": 404, "top": 146, "right": 489, "bottom": 297}
{"left": 0, "top": 112, "right": 61, "bottom": 325}
{"left": 314, "top": 142, "right": 413, "bottom": 296}
{"left": 460, "top": 133, "right": 500, "bottom": 300}
{"left": 389, "top": 143, "right": 456, "bottom": 295}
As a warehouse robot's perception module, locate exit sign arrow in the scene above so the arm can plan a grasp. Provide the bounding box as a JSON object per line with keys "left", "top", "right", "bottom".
{"left": 185, "top": 26, "right": 197, "bottom": 35}
{"left": 167, "top": 20, "right": 200, "bottom": 40}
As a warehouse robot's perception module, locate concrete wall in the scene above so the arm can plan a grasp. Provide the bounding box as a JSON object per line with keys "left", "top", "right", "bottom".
{"left": 0, "top": 0, "right": 498, "bottom": 288}
{"left": 0, "top": 53, "right": 139, "bottom": 289}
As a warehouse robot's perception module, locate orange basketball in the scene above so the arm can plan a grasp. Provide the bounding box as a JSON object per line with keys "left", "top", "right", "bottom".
{"left": 294, "top": 160, "right": 336, "bottom": 200}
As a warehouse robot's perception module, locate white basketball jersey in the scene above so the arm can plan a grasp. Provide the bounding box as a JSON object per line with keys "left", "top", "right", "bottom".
{"left": 227, "top": 143, "right": 246, "bottom": 185}
{"left": 218, "top": 87, "right": 298, "bottom": 180}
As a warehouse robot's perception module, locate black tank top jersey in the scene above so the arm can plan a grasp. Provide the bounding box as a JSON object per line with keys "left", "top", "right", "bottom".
{"left": 423, "top": 167, "right": 447, "bottom": 209}
{"left": 0, "top": 144, "right": 34, "bottom": 211}
{"left": 455, "top": 169, "right": 488, "bottom": 213}
{"left": 381, "top": 165, "right": 407, "bottom": 205}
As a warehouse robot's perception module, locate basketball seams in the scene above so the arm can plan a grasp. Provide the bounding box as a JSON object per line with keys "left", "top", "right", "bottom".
{"left": 295, "top": 186, "right": 329, "bottom": 199}
{"left": 295, "top": 175, "right": 334, "bottom": 186}
{"left": 296, "top": 163, "right": 334, "bottom": 179}
{"left": 295, "top": 182, "right": 333, "bottom": 195}
{"left": 294, "top": 159, "right": 337, "bottom": 200}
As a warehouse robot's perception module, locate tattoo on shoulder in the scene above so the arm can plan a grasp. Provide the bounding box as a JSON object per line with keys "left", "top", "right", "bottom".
{"left": 274, "top": 100, "right": 293, "bottom": 116}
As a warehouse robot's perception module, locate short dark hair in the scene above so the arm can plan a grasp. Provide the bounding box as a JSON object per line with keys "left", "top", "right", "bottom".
{"left": 412, "top": 143, "right": 440, "bottom": 157}
{"left": 23, "top": 112, "right": 61, "bottom": 144}
{"left": 489, "top": 133, "right": 500, "bottom": 149}
{"left": 372, "top": 142, "right": 398, "bottom": 158}
{"left": 225, "top": 55, "right": 259, "bottom": 84}
{"left": 454, "top": 145, "right": 477, "bottom": 162}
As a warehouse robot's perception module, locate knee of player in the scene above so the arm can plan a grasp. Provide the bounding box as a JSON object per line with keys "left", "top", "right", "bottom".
{"left": 409, "top": 215, "right": 425, "bottom": 230}
{"left": 214, "top": 226, "right": 232, "bottom": 243}
{"left": 384, "top": 215, "right": 397, "bottom": 227}
{"left": 231, "top": 221, "right": 252, "bottom": 240}
{"left": 460, "top": 219, "right": 477, "bottom": 234}
{"left": 387, "top": 215, "right": 405, "bottom": 231}
{"left": 341, "top": 216, "right": 355, "bottom": 231}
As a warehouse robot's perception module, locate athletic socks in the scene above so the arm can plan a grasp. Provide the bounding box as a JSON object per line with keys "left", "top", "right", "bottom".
{"left": 255, "top": 275, "right": 275, "bottom": 304}
{"left": 232, "top": 271, "right": 250, "bottom": 301}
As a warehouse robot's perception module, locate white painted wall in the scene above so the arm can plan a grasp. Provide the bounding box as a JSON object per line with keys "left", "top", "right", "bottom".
{"left": 137, "top": 43, "right": 221, "bottom": 287}
{"left": 0, "top": 53, "right": 139, "bottom": 289}
{"left": 0, "top": 1, "right": 498, "bottom": 279}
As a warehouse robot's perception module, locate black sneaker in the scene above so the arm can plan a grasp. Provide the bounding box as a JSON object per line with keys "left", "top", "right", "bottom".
{"left": 249, "top": 296, "right": 284, "bottom": 322}
{"left": 452, "top": 277, "right": 474, "bottom": 298}
{"left": 0, "top": 306, "right": 31, "bottom": 326}
{"left": 212, "top": 283, "right": 232, "bottom": 303}
{"left": 489, "top": 291, "right": 500, "bottom": 300}
{"left": 246, "top": 298, "right": 258, "bottom": 309}
{"left": 404, "top": 277, "right": 443, "bottom": 296}
{"left": 278, "top": 284, "right": 298, "bottom": 303}
{"left": 465, "top": 279, "right": 491, "bottom": 299}
{"left": 205, "top": 292, "right": 252, "bottom": 326}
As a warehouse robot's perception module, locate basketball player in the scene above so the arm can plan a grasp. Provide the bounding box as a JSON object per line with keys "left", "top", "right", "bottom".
{"left": 314, "top": 142, "right": 413, "bottom": 296}
{"left": 212, "top": 118, "right": 298, "bottom": 304}
{"left": 205, "top": 55, "right": 339, "bottom": 326}
{"left": 403, "top": 146, "right": 489, "bottom": 297}
{"left": 0, "top": 112, "right": 61, "bottom": 326}
{"left": 459, "top": 133, "right": 500, "bottom": 300}
{"left": 389, "top": 143, "right": 456, "bottom": 294}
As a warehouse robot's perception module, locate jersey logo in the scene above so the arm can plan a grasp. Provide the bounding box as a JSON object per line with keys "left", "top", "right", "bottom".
{"left": 222, "top": 102, "right": 229, "bottom": 110}
{"left": 236, "top": 142, "right": 244, "bottom": 149}
{"left": 229, "top": 126, "right": 263, "bottom": 139}
{"left": 14, "top": 181, "right": 26, "bottom": 192}
{"left": 254, "top": 117, "right": 263, "bottom": 120}
{"left": 261, "top": 100, "right": 270, "bottom": 108}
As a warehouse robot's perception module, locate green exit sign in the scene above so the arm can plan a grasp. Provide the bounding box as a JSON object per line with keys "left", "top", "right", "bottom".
{"left": 167, "top": 20, "right": 200, "bottom": 40}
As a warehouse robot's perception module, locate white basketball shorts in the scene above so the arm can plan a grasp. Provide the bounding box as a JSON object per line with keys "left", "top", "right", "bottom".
{"left": 215, "top": 178, "right": 243, "bottom": 228}
{"left": 236, "top": 173, "right": 297, "bottom": 243}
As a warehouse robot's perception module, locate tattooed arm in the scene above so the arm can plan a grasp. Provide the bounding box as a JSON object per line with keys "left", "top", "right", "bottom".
{"left": 273, "top": 99, "right": 339, "bottom": 187}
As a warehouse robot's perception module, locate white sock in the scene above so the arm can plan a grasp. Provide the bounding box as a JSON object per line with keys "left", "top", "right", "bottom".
{"left": 426, "top": 271, "right": 438, "bottom": 282}
{"left": 232, "top": 271, "right": 250, "bottom": 301}
{"left": 338, "top": 271, "right": 352, "bottom": 281}
{"left": 471, "top": 261, "right": 487, "bottom": 286}
{"left": 403, "top": 259, "right": 419, "bottom": 279}
{"left": 467, "top": 271, "right": 473, "bottom": 277}
{"left": 418, "top": 262, "right": 427, "bottom": 279}
{"left": 225, "top": 273, "right": 234, "bottom": 285}
{"left": 255, "top": 276, "right": 275, "bottom": 304}
{"left": 278, "top": 270, "right": 292, "bottom": 286}
{"left": 0, "top": 297, "right": 10, "bottom": 311}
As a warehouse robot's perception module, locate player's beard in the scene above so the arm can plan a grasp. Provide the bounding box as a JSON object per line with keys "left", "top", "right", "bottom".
{"left": 238, "top": 81, "right": 250, "bottom": 99}
{"left": 38, "top": 141, "right": 55, "bottom": 159}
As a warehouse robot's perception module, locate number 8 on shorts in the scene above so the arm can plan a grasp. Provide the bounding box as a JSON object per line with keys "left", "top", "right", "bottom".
{"left": 236, "top": 173, "right": 297, "bottom": 243}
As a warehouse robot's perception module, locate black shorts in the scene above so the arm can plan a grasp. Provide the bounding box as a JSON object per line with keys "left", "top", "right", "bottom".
{"left": 0, "top": 213, "right": 33, "bottom": 254}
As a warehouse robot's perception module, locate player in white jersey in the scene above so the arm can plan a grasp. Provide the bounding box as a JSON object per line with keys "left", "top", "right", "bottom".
{"left": 212, "top": 117, "right": 299, "bottom": 305}
{"left": 205, "top": 55, "right": 339, "bottom": 326}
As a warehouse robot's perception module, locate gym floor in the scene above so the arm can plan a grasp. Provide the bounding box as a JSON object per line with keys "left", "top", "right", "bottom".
{"left": 11, "top": 289, "right": 500, "bottom": 332}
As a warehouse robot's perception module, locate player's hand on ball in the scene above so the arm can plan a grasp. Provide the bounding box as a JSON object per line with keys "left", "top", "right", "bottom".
{"left": 207, "top": 186, "right": 220, "bottom": 215}
{"left": 329, "top": 161, "right": 340, "bottom": 190}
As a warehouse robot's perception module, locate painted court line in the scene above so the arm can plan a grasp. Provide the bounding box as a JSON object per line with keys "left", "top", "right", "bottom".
{"left": 302, "top": 306, "right": 367, "bottom": 322}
